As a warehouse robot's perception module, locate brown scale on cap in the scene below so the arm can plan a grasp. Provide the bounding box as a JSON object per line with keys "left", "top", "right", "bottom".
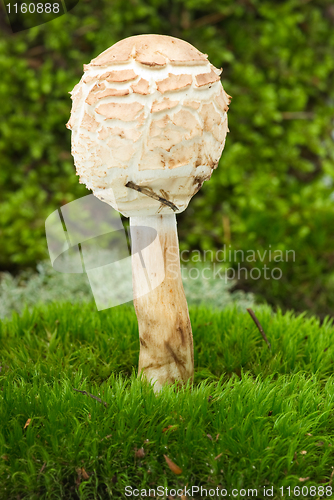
{"left": 131, "top": 78, "right": 150, "bottom": 95}
{"left": 148, "top": 118, "right": 189, "bottom": 153}
{"left": 98, "top": 69, "right": 137, "bottom": 82}
{"left": 156, "top": 74, "right": 192, "bottom": 93}
{"left": 199, "top": 103, "right": 222, "bottom": 136}
{"left": 90, "top": 82, "right": 106, "bottom": 93}
{"left": 195, "top": 68, "right": 221, "bottom": 87}
{"left": 80, "top": 113, "right": 99, "bottom": 132}
{"left": 167, "top": 142, "right": 200, "bottom": 170}
{"left": 83, "top": 74, "right": 96, "bottom": 84}
{"left": 214, "top": 87, "right": 232, "bottom": 112}
{"left": 86, "top": 88, "right": 129, "bottom": 106}
{"left": 172, "top": 110, "right": 203, "bottom": 139}
{"left": 151, "top": 98, "right": 179, "bottom": 113}
{"left": 184, "top": 100, "right": 201, "bottom": 109}
{"left": 95, "top": 102, "right": 144, "bottom": 121}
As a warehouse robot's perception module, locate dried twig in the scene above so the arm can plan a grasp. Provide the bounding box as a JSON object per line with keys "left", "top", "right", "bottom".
{"left": 281, "top": 112, "right": 314, "bottom": 120}
{"left": 329, "top": 467, "right": 334, "bottom": 487}
{"left": 247, "top": 308, "right": 271, "bottom": 350}
{"left": 126, "top": 181, "right": 179, "bottom": 212}
{"left": 72, "top": 388, "right": 108, "bottom": 407}
{"left": 192, "top": 12, "right": 226, "bottom": 29}
{"left": 37, "top": 462, "right": 46, "bottom": 481}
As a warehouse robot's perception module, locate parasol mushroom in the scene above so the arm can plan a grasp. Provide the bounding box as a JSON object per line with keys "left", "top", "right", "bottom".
{"left": 66, "top": 34, "right": 231, "bottom": 392}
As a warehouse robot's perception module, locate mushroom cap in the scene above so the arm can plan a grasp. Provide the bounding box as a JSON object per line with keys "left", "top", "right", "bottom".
{"left": 67, "top": 35, "right": 231, "bottom": 217}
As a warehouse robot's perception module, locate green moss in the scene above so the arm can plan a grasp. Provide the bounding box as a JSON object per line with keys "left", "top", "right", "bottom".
{"left": 0, "top": 301, "right": 334, "bottom": 498}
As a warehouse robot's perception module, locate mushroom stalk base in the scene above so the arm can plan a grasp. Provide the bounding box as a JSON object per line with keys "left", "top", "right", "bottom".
{"left": 130, "top": 214, "right": 194, "bottom": 393}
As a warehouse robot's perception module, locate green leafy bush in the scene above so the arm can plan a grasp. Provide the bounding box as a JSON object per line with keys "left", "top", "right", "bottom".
{"left": 1, "top": 0, "right": 334, "bottom": 317}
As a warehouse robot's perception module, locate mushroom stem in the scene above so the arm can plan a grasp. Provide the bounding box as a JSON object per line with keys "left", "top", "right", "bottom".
{"left": 130, "top": 214, "right": 194, "bottom": 392}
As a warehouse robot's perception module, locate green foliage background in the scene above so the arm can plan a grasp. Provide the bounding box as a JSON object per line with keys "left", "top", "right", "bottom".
{"left": 0, "top": 0, "right": 334, "bottom": 317}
